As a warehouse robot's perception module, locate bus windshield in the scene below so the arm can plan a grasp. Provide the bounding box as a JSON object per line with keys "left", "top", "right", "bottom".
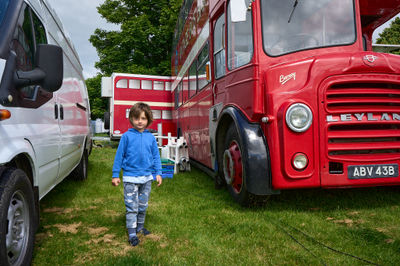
{"left": 261, "top": 0, "right": 356, "bottom": 56}
{"left": 0, "top": 0, "right": 10, "bottom": 27}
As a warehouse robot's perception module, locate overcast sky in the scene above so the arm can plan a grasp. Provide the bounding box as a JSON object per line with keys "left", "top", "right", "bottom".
{"left": 45, "top": 0, "right": 398, "bottom": 79}
{"left": 45, "top": 0, "right": 119, "bottom": 79}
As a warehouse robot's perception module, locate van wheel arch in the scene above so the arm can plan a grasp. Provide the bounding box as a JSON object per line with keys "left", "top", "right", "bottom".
{"left": 69, "top": 148, "right": 88, "bottom": 181}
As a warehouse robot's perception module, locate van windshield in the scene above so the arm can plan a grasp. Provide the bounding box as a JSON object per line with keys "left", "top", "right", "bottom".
{"left": 0, "top": 0, "right": 10, "bottom": 27}
{"left": 261, "top": 0, "right": 356, "bottom": 56}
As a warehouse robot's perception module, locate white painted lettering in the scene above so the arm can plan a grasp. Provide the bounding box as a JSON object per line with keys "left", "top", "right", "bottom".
{"left": 354, "top": 113, "right": 364, "bottom": 121}
{"left": 367, "top": 113, "right": 377, "bottom": 121}
{"left": 393, "top": 113, "right": 400, "bottom": 121}
{"left": 326, "top": 115, "right": 338, "bottom": 122}
{"left": 340, "top": 114, "right": 352, "bottom": 121}
{"left": 381, "top": 113, "right": 390, "bottom": 121}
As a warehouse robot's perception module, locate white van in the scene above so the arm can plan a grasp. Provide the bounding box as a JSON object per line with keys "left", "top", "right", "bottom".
{"left": 0, "top": 0, "right": 91, "bottom": 265}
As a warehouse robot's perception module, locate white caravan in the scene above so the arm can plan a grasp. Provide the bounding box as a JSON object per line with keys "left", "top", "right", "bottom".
{"left": 0, "top": 0, "right": 91, "bottom": 265}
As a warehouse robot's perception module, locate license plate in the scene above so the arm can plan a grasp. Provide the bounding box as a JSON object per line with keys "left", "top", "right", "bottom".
{"left": 348, "top": 164, "right": 399, "bottom": 179}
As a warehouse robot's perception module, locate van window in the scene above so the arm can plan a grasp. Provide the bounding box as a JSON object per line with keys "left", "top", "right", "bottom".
{"left": 13, "top": 7, "right": 35, "bottom": 71}
{"left": 32, "top": 12, "right": 47, "bottom": 46}
{"left": 0, "top": 0, "right": 10, "bottom": 27}
{"left": 9, "top": 4, "right": 52, "bottom": 108}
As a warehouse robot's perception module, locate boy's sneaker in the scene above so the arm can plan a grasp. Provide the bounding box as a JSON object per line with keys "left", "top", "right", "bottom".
{"left": 129, "top": 236, "right": 139, "bottom": 246}
{"left": 137, "top": 228, "right": 151, "bottom": 236}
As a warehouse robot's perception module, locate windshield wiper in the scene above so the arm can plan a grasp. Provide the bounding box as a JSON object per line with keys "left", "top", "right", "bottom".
{"left": 288, "top": 0, "right": 299, "bottom": 23}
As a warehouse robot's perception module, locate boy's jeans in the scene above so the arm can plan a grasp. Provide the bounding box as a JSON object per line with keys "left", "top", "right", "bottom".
{"left": 123, "top": 180, "right": 152, "bottom": 230}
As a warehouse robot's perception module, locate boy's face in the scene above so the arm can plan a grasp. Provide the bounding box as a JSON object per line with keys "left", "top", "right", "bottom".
{"left": 131, "top": 111, "right": 148, "bottom": 132}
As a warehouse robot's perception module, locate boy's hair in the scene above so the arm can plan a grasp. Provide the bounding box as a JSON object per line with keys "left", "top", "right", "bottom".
{"left": 129, "top": 102, "right": 153, "bottom": 127}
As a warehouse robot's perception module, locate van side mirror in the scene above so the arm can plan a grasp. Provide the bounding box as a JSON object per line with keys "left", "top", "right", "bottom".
{"left": 14, "top": 44, "right": 63, "bottom": 92}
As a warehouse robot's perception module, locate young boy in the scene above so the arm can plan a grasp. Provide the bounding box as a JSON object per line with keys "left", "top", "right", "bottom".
{"left": 111, "top": 102, "right": 162, "bottom": 246}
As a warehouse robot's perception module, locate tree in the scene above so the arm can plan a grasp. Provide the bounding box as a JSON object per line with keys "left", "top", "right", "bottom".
{"left": 376, "top": 16, "right": 400, "bottom": 55}
{"left": 86, "top": 74, "right": 108, "bottom": 120}
{"left": 90, "top": 0, "right": 182, "bottom": 76}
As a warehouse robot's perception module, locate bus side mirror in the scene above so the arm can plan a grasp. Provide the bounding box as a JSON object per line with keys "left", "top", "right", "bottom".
{"left": 230, "top": 0, "right": 248, "bottom": 22}
{"left": 14, "top": 44, "right": 63, "bottom": 92}
{"left": 206, "top": 61, "right": 211, "bottom": 82}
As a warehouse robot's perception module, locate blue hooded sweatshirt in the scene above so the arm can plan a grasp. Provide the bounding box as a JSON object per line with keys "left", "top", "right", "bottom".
{"left": 112, "top": 128, "right": 162, "bottom": 179}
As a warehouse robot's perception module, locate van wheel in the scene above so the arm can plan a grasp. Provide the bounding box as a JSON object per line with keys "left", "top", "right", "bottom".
{"left": 0, "top": 168, "right": 35, "bottom": 266}
{"left": 222, "top": 124, "right": 251, "bottom": 206}
{"left": 70, "top": 150, "right": 88, "bottom": 181}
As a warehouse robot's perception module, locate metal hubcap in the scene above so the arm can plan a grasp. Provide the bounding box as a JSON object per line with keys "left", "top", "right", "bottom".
{"left": 6, "top": 190, "right": 29, "bottom": 265}
{"left": 223, "top": 141, "right": 243, "bottom": 193}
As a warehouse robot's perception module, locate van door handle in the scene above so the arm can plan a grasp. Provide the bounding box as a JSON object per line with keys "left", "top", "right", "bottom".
{"left": 54, "top": 103, "right": 58, "bottom": 119}
{"left": 60, "top": 104, "right": 64, "bottom": 120}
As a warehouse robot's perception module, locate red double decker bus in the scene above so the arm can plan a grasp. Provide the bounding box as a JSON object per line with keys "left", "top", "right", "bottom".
{"left": 102, "top": 73, "right": 175, "bottom": 140}
{"left": 171, "top": 0, "right": 400, "bottom": 205}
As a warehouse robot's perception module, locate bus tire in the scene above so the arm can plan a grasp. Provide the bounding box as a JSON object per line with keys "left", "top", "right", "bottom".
{"left": 0, "top": 168, "right": 35, "bottom": 266}
{"left": 69, "top": 149, "right": 88, "bottom": 181}
{"left": 222, "top": 124, "right": 252, "bottom": 206}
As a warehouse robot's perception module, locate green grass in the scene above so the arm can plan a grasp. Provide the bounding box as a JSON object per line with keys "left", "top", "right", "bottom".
{"left": 33, "top": 147, "right": 400, "bottom": 265}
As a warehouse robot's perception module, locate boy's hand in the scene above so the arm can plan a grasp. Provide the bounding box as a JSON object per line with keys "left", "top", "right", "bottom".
{"left": 156, "top": 175, "right": 162, "bottom": 186}
{"left": 112, "top": 178, "right": 121, "bottom": 186}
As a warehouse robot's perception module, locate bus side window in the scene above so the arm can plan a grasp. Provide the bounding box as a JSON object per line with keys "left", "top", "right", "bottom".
{"left": 197, "top": 42, "right": 210, "bottom": 91}
{"left": 116, "top": 79, "right": 128, "bottom": 88}
{"left": 162, "top": 110, "right": 172, "bottom": 120}
{"left": 227, "top": 0, "right": 253, "bottom": 69}
{"left": 142, "top": 80, "right": 152, "bottom": 90}
{"left": 154, "top": 80, "right": 164, "bottom": 90}
{"left": 152, "top": 109, "right": 161, "bottom": 120}
{"left": 214, "top": 13, "right": 225, "bottom": 79}
{"left": 189, "top": 61, "right": 197, "bottom": 98}
{"left": 175, "top": 81, "right": 182, "bottom": 109}
{"left": 183, "top": 72, "right": 189, "bottom": 103}
{"left": 165, "top": 81, "right": 171, "bottom": 91}
{"left": 129, "top": 79, "right": 140, "bottom": 89}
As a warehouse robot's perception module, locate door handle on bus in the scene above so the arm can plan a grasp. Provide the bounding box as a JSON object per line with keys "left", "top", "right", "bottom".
{"left": 212, "top": 83, "right": 216, "bottom": 99}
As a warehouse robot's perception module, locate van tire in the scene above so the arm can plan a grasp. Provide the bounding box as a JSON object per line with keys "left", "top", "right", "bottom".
{"left": 0, "top": 168, "right": 35, "bottom": 266}
{"left": 70, "top": 150, "right": 88, "bottom": 181}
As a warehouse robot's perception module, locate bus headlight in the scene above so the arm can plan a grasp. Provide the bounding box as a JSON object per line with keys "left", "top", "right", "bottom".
{"left": 292, "top": 153, "right": 308, "bottom": 170}
{"left": 285, "top": 103, "right": 313, "bottom": 132}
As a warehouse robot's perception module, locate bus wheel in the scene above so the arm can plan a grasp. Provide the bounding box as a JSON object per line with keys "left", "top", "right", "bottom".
{"left": 222, "top": 124, "right": 250, "bottom": 205}
{"left": 0, "top": 168, "right": 35, "bottom": 266}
